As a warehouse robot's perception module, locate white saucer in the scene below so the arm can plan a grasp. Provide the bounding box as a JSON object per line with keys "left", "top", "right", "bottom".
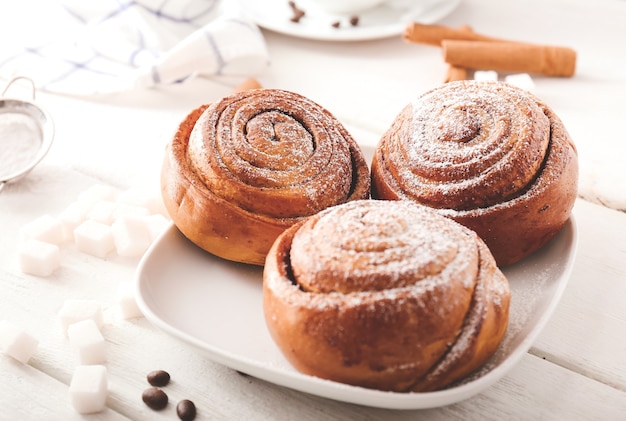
{"left": 238, "top": 0, "right": 462, "bottom": 41}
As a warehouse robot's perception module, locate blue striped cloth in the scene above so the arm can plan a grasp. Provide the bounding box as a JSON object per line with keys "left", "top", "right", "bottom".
{"left": 0, "top": 0, "right": 269, "bottom": 95}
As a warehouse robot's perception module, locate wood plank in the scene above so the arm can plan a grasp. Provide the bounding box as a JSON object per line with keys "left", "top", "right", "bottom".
{"left": 5, "top": 342, "right": 626, "bottom": 420}
{"left": 1, "top": 355, "right": 130, "bottom": 420}
{"left": 531, "top": 199, "right": 626, "bottom": 390}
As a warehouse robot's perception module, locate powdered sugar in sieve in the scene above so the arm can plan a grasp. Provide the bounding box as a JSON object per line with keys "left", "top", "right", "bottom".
{"left": 0, "top": 77, "right": 54, "bottom": 192}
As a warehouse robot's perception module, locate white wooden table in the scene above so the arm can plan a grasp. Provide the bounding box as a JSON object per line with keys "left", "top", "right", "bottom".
{"left": 2, "top": 0, "right": 626, "bottom": 419}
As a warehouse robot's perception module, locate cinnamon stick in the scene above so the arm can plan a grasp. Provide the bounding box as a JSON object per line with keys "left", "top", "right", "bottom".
{"left": 444, "top": 65, "right": 468, "bottom": 83}
{"left": 442, "top": 40, "right": 576, "bottom": 77}
{"left": 404, "top": 23, "right": 501, "bottom": 46}
{"left": 233, "top": 77, "right": 262, "bottom": 93}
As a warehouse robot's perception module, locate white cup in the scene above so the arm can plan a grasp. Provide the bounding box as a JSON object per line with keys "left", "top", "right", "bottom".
{"left": 311, "top": 0, "right": 389, "bottom": 14}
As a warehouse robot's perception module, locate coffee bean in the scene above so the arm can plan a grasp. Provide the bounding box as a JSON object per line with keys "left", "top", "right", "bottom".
{"left": 287, "top": 1, "right": 305, "bottom": 23}
{"left": 176, "top": 399, "right": 197, "bottom": 421}
{"left": 147, "top": 369, "right": 170, "bottom": 387}
{"left": 142, "top": 387, "right": 168, "bottom": 410}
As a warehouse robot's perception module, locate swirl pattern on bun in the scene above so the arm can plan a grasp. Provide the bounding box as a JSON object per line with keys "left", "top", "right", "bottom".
{"left": 371, "top": 81, "right": 578, "bottom": 265}
{"left": 162, "top": 89, "right": 370, "bottom": 265}
{"left": 263, "top": 200, "right": 510, "bottom": 392}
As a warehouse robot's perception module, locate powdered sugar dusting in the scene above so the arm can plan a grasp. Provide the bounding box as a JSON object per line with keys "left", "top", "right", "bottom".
{"left": 265, "top": 199, "right": 511, "bottom": 391}
{"left": 266, "top": 200, "right": 508, "bottom": 316}
{"left": 380, "top": 81, "right": 553, "bottom": 211}
{"left": 289, "top": 200, "right": 477, "bottom": 296}
{"left": 0, "top": 112, "right": 42, "bottom": 179}
{"left": 413, "top": 241, "right": 511, "bottom": 390}
{"left": 450, "top": 261, "right": 553, "bottom": 387}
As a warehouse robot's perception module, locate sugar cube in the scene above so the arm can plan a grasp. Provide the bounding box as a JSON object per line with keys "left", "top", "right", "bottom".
{"left": 474, "top": 70, "right": 498, "bottom": 81}
{"left": 73, "top": 220, "right": 114, "bottom": 258}
{"left": 0, "top": 320, "right": 39, "bottom": 364}
{"left": 58, "top": 202, "right": 90, "bottom": 240}
{"left": 112, "top": 216, "right": 152, "bottom": 257}
{"left": 144, "top": 213, "right": 171, "bottom": 241}
{"left": 112, "top": 203, "right": 150, "bottom": 221}
{"left": 67, "top": 319, "right": 106, "bottom": 365}
{"left": 18, "top": 239, "right": 61, "bottom": 277}
{"left": 58, "top": 299, "right": 103, "bottom": 335}
{"left": 19, "top": 214, "right": 65, "bottom": 245}
{"left": 116, "top": 282, "right": 143, "bottom": 319}
{"left": 117, "top": 187, "right": 165, "bottom": 215}
{"left": 505, "top": 73, "right": 535, "bottom": 92}
{"left": 87, "top": 200, "right": 118, "bottom": 225}
{"left": 77, "top": 184, "right": 120, "bottom": 208}
{"left": 69, "top": 365, "right": 108, "bottom": 414}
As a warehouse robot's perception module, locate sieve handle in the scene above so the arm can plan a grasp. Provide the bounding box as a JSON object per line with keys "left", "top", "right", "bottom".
{"left": 2, "top": 76, "right": 36, "bottom": 100}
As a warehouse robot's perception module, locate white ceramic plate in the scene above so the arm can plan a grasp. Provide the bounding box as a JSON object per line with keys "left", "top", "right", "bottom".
{"left": 135, "top": 213, "right": 577, "bottom": 410}
{"left": 238, "top": 0, "right": 462, "bottom": 41}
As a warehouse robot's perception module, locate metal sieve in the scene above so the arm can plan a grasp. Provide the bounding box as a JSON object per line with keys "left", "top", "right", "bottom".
{"left": 0, "top": 77, "right": 54, "bottom": 192}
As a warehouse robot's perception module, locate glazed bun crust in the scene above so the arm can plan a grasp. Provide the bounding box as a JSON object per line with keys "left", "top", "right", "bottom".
{"left": 161, "top": 89, "right": 370, "bottom": 265}
{"left": 371, "top": 81, "right": 578, "bottom": 266}
{"left": 263, "top": 200, "right": 510, "bottom": 392}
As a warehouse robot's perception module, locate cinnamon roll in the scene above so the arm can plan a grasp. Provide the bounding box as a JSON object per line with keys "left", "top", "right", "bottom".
{"left": 161, "top": 89, "right": 370, "bottom": 265}
{"left": 371, "top": 81, "right": 578, "bottom": 266}
{"left": 263, "top": 200, "right": 510, "bottom": 392}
